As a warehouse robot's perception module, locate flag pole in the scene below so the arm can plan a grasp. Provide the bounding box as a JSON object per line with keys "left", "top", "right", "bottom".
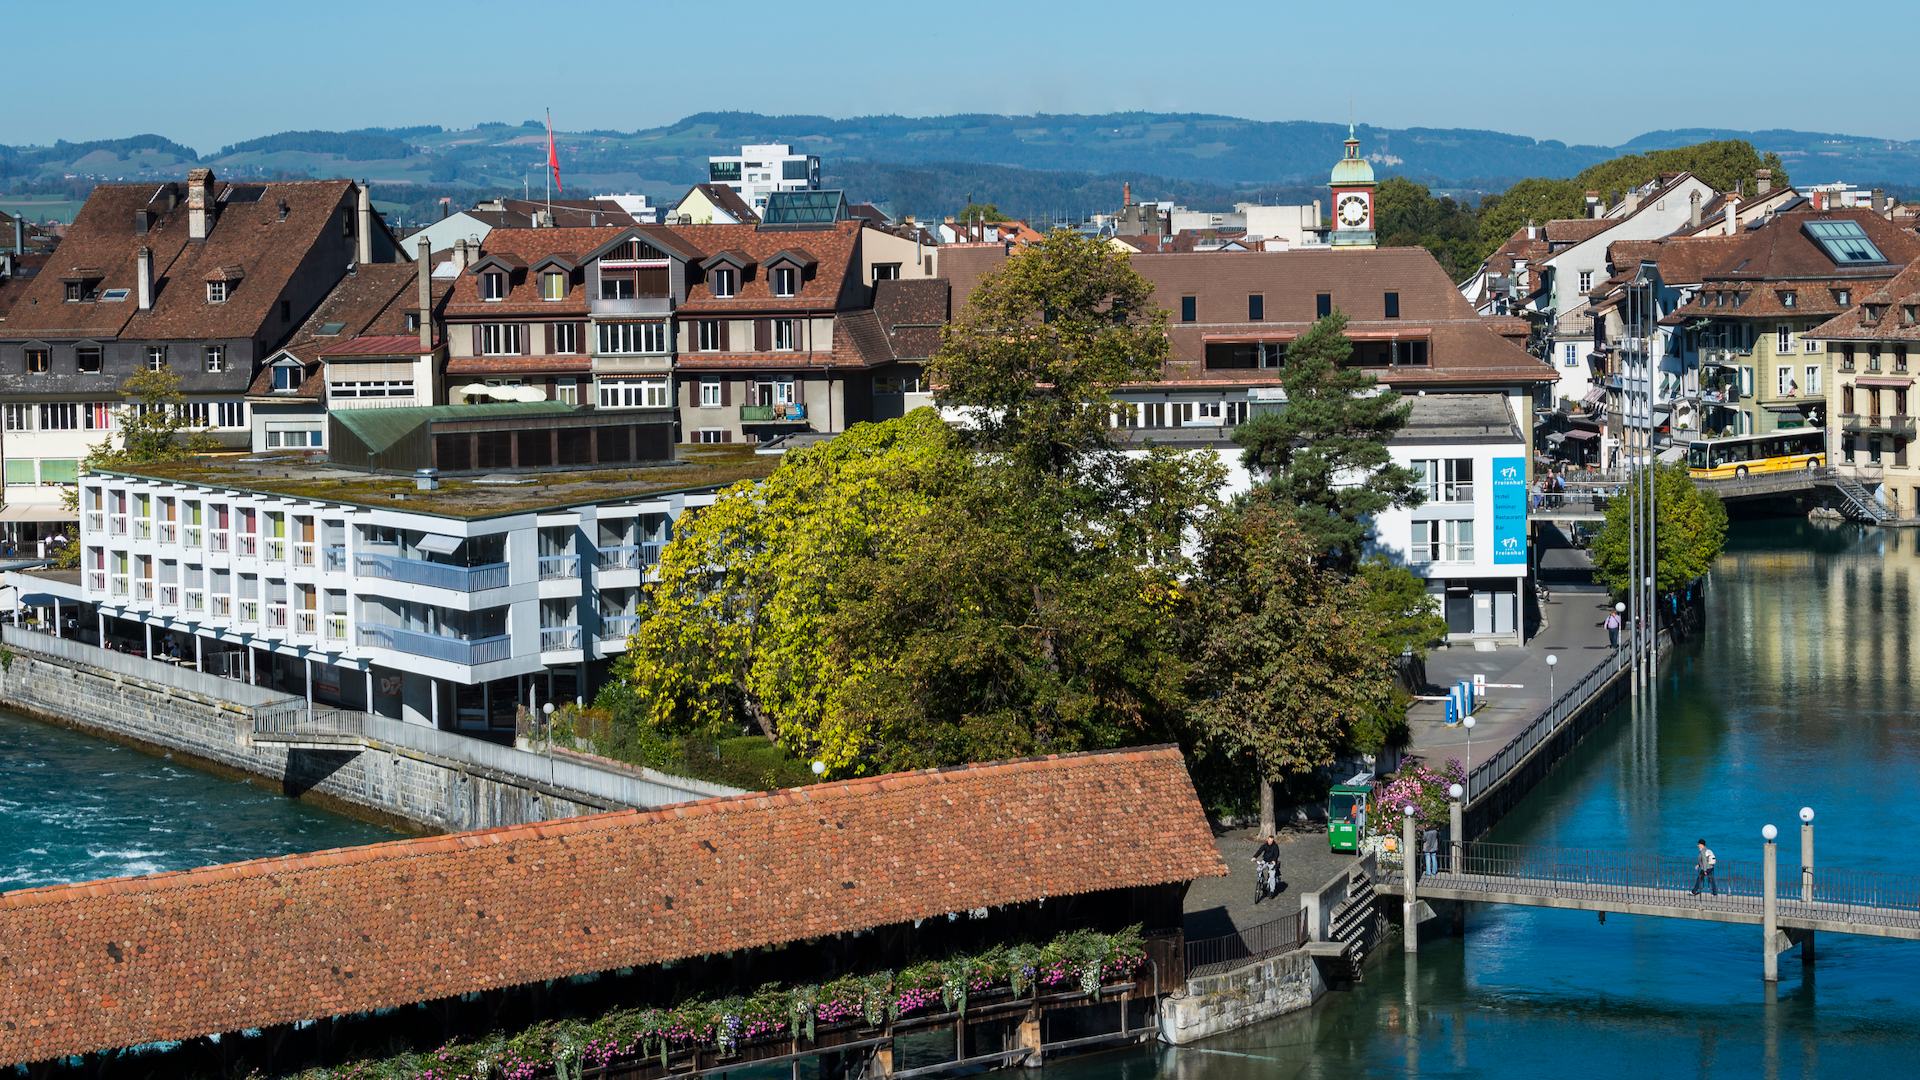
{"left": 545, "top": 109, "right": 553, "bottom": 226}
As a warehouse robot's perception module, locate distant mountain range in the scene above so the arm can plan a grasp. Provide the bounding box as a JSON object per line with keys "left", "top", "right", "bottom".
{"left": 5, "top": 113, "right": 1917, "bottom": 224}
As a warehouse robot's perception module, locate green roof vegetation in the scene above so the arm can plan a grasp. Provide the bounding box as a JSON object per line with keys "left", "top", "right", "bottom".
{"left": 99, "top": 444, "right": 776, "bottom": 520}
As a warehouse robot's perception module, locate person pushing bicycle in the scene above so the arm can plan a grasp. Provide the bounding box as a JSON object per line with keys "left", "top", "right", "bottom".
{"left": 1252, "top": 833, "right": 1282, "bottom": 901}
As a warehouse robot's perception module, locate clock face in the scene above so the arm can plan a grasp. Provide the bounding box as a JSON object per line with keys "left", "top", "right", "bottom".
{"left": 1338, "top": 193, "right": 1370, "bottom": 228}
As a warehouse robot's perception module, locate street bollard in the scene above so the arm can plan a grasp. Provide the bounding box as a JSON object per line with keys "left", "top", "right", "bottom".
{"left": 1762, "top": 825, "right": 1779, "bottom": 984}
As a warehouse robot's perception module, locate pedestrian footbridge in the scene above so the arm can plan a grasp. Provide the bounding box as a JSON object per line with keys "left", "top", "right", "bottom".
{"left": 1383, "top": 838, "right": 1920, "bottom": 979}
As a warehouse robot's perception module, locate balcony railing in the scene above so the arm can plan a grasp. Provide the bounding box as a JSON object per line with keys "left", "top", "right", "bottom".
{"left": 185, "top": 591, "right": 204, "bottom": 613}
{"left": 267, "top": 605, "right": 288, "bottom": 629}
{"left": 599, "top": 615, "right": 640, "bottom": 642}
{"left": 294, "top": 543, "right": 315, "bottom": 568}
{"left": 740, "top": 403, "right": 807, "bottom": 422}
{"left": 159, "top": 585, "right": 177, "bottom": 607}
{"left": 588, "top": 296, "right": 672, "bottom": 316}
{"left": 110, "top": 515, "right": 126, "bottom": 536}
{"left": 135, "top": 580, "right": 153, "bottom": 601}
{"left": 539, "top": 554, "right": 580, "bottom": 580}
{"left": 237, "top": 535, "right": 257, "bottom": 557}
{"left": 354, "top": 553, "right": 510, "bottom": 593}
{"left": 357, "top": 624, "right": 512, "bottom": 666}
{"left": 540, "top": 626, "right": 582, "bottom": 652}
{"left": 157, "top": 523, "right": 176, "bottom": 544}
{"left": 135, "top": 520, "right": 151, "bottom": 540}
{"left": 111, "top": 577, "right": 128, "bottom": 597}
{"left": 212, "top": 596, "right": 231, "bottom": 618}
{"left": 239, "top": 601, "right": 258, "bottom": 624}
{"left": 86, "top": 512, "right": 104, "bottom": 532}
{"left": 323, "top": 546, "right": 347, "bottom": 572}
{"left": 1841, "top": 413, "right": 1918, "bottom": 436}
{"left": 326, "top": 615, "right": 347, "bottom": 642}
{"left": 88, "top": 571, "right": 106, "bottom": 592}
{"left": 296, "top": 611, "right": 317, "bottom": 636}
{"left": 597, "top": 545, "right": 640, "bottom": 571}
{"left": 264, "top": 539, "right": 285, "bottom": 562}
{"left": 211, "top": 531, "right": 229, "bottom": 553}
{"left": 184, "top": 526, "right": 202, "bottom": 548}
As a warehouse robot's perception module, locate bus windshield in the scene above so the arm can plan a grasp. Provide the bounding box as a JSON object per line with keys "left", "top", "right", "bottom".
{"left": 1688, "top": 443, "right": 1709, "bottom": 469}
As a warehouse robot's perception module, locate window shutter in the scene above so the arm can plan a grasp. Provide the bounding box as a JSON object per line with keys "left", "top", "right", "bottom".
{"left": 721, "top": 379, "right": 732, "bottom": 406}
{"left": 720, "top": 320, "right": 732, "bottom": 351}
{"left": 754, "top": 319, "right": 771, "bottom": 351}
{"left": 543, "top": 323, "right": 553, "bottom": 355}
{"left": 574, "top": 323, "right": 586, "bottom": 354}
{"left": 470, "top": 324, "right": 481, "bottom": 354}
{"left": 546, "top": 378, "right": 556, "bottom": 401}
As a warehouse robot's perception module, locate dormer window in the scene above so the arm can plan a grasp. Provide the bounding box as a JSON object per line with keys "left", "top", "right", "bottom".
{"left": 65, "top": 282, "right": 84, "bottom": 302}
{"left": 1732, "top": 292, "right": 1745, "bottom": 308}
{"left": 207, "top": 280, "right": 228, "bottom": 303}
{"left": 1864, "top": 304, "right": 1886, "bottom": 324}
{"left": 272, "top": 364, "right": 302, "bottom": 392}
{"left": 541, "top": 272, "right": 566, "bottom": 301}
{"left": 482, "top": 272, "right": 507, "bottom": 301}
{"left": 711, "top": 268, "right": 736, "bottom": 298}
{"left": 405, "top": 313, "right": 420, "bottom": 332}
{"left": 773, "top": 267, "right": 796, "bottom": 297}
{"left": 1779, "top": 291, "right": 1796, "bottom": 308}
{"left": 1905, "top": 306, "right": 1917, "bottom": 325}
{"left": 1837, "top": 289, "right": 1851, "bottom": 307}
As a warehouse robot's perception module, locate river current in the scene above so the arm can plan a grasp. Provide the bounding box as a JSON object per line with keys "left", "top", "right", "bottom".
{"left": 0, "top": 712, "right": 396, "bottom": 891}
{"left": 1042, "top": 518, "right": 1920, "bottom": 1079}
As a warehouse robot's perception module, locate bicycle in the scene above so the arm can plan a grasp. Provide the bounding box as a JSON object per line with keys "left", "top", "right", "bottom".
{"left": 1252, "top": 858, "right": 1281, "bottom": 903}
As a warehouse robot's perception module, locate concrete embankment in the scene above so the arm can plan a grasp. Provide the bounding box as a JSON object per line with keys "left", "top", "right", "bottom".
{"left": 0, "top": 629, "right": 734, "bottom": 833}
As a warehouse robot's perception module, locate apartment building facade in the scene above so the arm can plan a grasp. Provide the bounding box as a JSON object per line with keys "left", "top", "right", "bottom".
{"left": 1808, "top": 260, "right": 1920, "bottom": 516}
{"left": 706, "top": 144, "right": 820, "bottom": 215}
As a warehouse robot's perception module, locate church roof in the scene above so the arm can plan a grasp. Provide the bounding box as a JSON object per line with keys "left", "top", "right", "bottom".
{"left": 1330, "top": 125, "right": 1376, "bottom": 187}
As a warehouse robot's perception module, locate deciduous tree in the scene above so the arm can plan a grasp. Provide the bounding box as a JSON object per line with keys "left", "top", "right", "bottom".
{"left": 1590, "top": 463, "right": 1728, "bottom": 595}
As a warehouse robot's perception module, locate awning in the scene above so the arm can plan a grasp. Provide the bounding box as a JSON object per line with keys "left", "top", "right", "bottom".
{"left": 0, "top": 504, "right": 78, "bottom": 522}
{"left": 1854, "top": 377, "right": 1913, "bottom": 388}
{"left": 416, "top": 534, "right": 463, "bottom": 556}
{"left": 1582, "top": 387, "right": 1606, "bottom": 406}
{"left": 1562, "top": 429, "right": 1599, "bottom": 441}
{"left": 1657, "top": 446, "right": 1687, "bottom": 463}
{"left": 1761, "top": 402, "right": 1813, "bottom": 413}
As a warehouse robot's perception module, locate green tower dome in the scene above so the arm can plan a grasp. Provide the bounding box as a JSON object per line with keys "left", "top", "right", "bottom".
{"left": 1330, "top": 124, "right": 1375, "bottom": 186}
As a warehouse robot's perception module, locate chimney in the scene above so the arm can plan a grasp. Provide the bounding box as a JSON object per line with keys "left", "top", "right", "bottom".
{"left": 186, "top": 167, "right": 215, "bottom": 240}
{"left": 1124, "top": 181, "right": 1132, "bottom": 208}
{"left": 1526, "top": 222, "right": 1537, "bottom": 240}
{"left": 1756, "top": 169, "right": 1772, "bottom": 196}
{"left": 136, "top": 246, "right": 153, "bottom": 311}
{"left": 1622, "top": 190, "right": 1641, "bottom": 215}
{"left": 162, "top": 183, "right": 178, "bottom": 212}
{"left": 15, "top": 213, "right": 25, "bottom": 253}
{"left": 453, "top": 238, "right": 470, "bottom": 273}
{"left": 1872, "top": 188, "right": 1886, "bottom": 214}
{"left": 417, "top": 236, "right": 433, "bottom": 351}
{"left": 1690, "top": 190, "right": 1702, "bottom": 229}
{"left": 356, "top": 184, "right": 373, "bottom": 265}
{"left": 1724, "top": 195, "right": 1740, "bottom": 236}
{"left": 1586, "top": 191, "right": 1601, "bottom": 219}
{"left": 277, "top": 198, "right": 288, "bottom": 222}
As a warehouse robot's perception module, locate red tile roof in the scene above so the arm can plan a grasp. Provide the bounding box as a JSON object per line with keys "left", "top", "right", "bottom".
{"left": 317, "top": 335, "right": 431, "bottom": 357}
{"left": 675, "top": 221, "right": 863, "bottom": 313}
{"left": 0, "top": 747, "right": 1221, "bottom": 1063}
{"left": 1806, "top": 261, "right": 1920, "bottom": 343}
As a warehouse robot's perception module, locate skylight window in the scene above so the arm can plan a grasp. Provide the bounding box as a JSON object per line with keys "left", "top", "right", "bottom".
{"left": 1805, "top": 220, "right": 1887, "bottom": 264}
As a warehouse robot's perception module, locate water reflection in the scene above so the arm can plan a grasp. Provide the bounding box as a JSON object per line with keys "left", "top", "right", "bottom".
{"left": 1041, "top": 520, "right": 1920, "bottom": 1078}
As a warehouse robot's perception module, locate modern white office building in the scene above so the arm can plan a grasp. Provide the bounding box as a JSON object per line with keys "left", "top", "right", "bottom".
{"left": 66, "top": 461, "right": 735, "bottom": 733}
{"left": 706, "top": 144, "right": 820, "bottom": 214}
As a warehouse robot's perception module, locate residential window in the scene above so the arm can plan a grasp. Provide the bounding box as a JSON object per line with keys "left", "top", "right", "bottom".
{"left": 38, "top": 403, "right": 77, "bottom": 430}
{"left": 76, "top": 346, "right": 101, "bottom": 373}
{"left": 773, "top": 267, "right": 797, "bottom": 297}
{"left": 1445, "top": 520, "right": 1475, "bottom": 561}
{"left": 216, "top": 401, "right": 246, "bottom": 428}
{"left": 204, "top": 344, "right": 226, "bottom": 372}
{"left": 25, "top": 348, "right": 48, "bottom": 373}
{"left": 1249, "top": 294, "right": 1264, "bottom": 321}
{"left": 1564, "top": 344, "right": 1579, "bottom": 367}
{"left": 598, "top": 321, "right": 665, "bottom": 354}
{"left": 1843, "top": 386, "right": 1856, "bottom": 414}
{"left": 176, "top": 402, "right": 210, "bottom": 427}
{"left": 3, "top": 404, "right": 30, "bottom": 431}
{"left": 555, "top": 377, "right": 577, "bottom": 405}
{"left": 711, "top": 268, "right": 736, "bottom": 298}
{"left": 600, "top": 273, "right": 635, "bottom": 300}
{"left": 85, "top": 402, "right": 115, "bottom": 430}
{"left": 1805, "top": 366, "right": 1821, "bottom": 395}
{"left": 553, "top": 322, "right": 578, "bottom": 354}
{"left": 697, "top": 320, "right": 722, "bottom": 351}
{"left": 272, "top": 365, "right": 302, "bottom": 392}
{"left": 481, "top": 323, "right": 522, "bottom": 355}
{"left": 700, "top": 380, "right": 722, "bottom": 407}
{"left": 1180, "top": 296, "right": 1196, "bottom": 322}
{"left": 697, "top": 429, "right": 730, "bottom": 444}
{"left": 207, "top": 280, "right": 228, "bottom": 303}
{"left": 65, "top": 282, "right": 84, "bottom": 302}
{"left": 1316, "top": 293, "right": 1332, "bottom": 318}
{"left": 1838, "top": 289, "right": 1851, "bottom": 307}
{"left": 598, "top": 378, "right": 669, "bottom": 408}
{"left": 1579, "top": 271, "right": 1593, "bottom": 293}
{"left": 1384, "top": 291, "right": 1400, "bottom": 318}
{"left": 872, "top": 263, "right": 901, "bottom": 283}
{"left": 1412, "top": 459, "right": 1475, "bottom": 503}
{"left": 875, "top": 370, "right": 925, "bottom": 394}
{"left": 1777, "top": 366, "right": 1793, "bottom": 397}
{"left": 541, "top": 272, "right": 567, "bottom": 300}
{"left": 482, "top": 272, "right": 507, "bottom": 300}
{"left": 145, "top": 345, "right": 167, "bottom": 371}
{"left": 1777, "top": 325, "right": 1793, "bottom": 353}
{"left": 773, "top": 318, "right": 796, "bottom": 351}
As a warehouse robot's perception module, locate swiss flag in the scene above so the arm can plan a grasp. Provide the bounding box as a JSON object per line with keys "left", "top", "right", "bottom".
{"left": 547, "top": 111, "right": 562, "bottom": 194}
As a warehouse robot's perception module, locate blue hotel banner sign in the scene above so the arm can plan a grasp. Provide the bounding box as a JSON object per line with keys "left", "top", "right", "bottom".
{"left": 1492, "top": 457, "right": 1527, "bottom": 564}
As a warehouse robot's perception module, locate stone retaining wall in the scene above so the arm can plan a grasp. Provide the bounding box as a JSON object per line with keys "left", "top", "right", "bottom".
{"left": 0, "top": 652, "right": 612, "bottom": 834}
{"left": 1159, "top": 949, "right": 1326, "bottom": 1044}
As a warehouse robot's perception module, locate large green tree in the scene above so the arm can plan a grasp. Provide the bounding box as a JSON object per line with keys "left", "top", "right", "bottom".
{"left": 1572, "top": 140, "right": 1789, "bottom": 202}
{"left": 1187, "top": 504, "right": 1398, "bottom": 832}
{"left": 1230, "top": 311, "right": 1423, "bottom": 571}
{"left": 1590, "top": 463, "right": 1729, "bottom": 595}
{"left": 1474, "top": 177, "right": 1587, "bottom": 252}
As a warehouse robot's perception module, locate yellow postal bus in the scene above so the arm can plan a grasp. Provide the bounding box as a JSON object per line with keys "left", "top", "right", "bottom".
{"left": 1686, "top": 430, "right": 1826, "bottom": 479}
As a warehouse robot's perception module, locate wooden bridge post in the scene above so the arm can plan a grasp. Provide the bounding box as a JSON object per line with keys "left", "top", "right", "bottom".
{"left": 1762, "top": 827, "right": 1779, "bottom": 983}
{"left": 1402, "top": 805, "right": 1418, "bottom": 954}
{"left": 1016, "top": 1006, "right": 1043, "bottom": 1068}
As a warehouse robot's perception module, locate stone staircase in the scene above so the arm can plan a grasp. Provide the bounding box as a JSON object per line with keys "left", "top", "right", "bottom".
{"left": 1322, "top": 874, "right": 1377, "bottom": 984}
{"left": 1830, "top": 477, "right": 1896, "bottom": 524}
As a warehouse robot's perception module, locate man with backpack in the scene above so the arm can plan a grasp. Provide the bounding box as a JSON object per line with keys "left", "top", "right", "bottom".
{"left": 1690, "top": 839, "right": 1717, "bottom": 896}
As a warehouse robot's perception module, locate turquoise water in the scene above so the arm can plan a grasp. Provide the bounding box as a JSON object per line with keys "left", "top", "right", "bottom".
{"left": 1045, "top": 519, "right": 1920, "bottom": 1079}
{"left": 0, "top": 711, "right": 398, "bottom": 891}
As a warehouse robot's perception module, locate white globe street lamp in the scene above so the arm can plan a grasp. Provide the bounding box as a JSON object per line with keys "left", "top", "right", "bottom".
{"left": 1762, "top": 824, "right": 1778, "bottom": 842}
{"left": 811, "top": 760, "right": 827, "bottom": 776}
{"left": 1546, "top": 653, "right": 1558, "bottom": 698}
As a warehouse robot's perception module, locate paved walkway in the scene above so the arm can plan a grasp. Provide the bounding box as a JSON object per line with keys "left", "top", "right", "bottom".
{"left": 1183, "top": 824, "right": 1358, "bottom": 939}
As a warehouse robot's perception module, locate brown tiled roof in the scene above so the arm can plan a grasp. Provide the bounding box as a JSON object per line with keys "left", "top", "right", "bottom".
{"left": 0, "top": 747, "right": 1221, "bottom": 1063}
{"left": 1, "top": 184, "right": 198, "bottom": 339}
{"left": 676, "top": 350, "right": 835, "bottom": 371}
{"left": 493, "top": 198, "right": 645, "bottom": 229}
{"left": 245, "top": 264, "right": 447, "bottom": 398}
{"left": 1670, "top": 209, "right": 1920, "bottom": 321}
{"left": 834, "top": 309, "right": 895, "bottom": 367}
{"left": 1541, "top": 218, "right": 1614, "bottom": 246}
{"left": 1806, "top": 261, "right": 1920, "bottom": 342}
{"left": 874, "top": 278, "right": 950, "bottom": 360}
{"left": 443, "top": 227, "right": 626, "bottom": 315}
{"left": 317, "top": 334, "right": 431, "bottom": 357}
{"left": 675, "top": 220, "right": 863, "bottom": 313}
{"left": 446, "top": 355, "right": 591, "bottom": 375}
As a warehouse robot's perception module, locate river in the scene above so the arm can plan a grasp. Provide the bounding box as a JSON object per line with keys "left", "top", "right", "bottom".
{"left": 0, "top": 711, "right": 397, "bottom": 891}
{"left": 1044, "top": 518, "right": 1920, "bottom": 1079}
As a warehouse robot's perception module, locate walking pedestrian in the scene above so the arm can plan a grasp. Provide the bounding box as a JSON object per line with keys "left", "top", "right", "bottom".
{"left": 1422, "top": 825, "right": 1440, "bottom": 878}
{"left": 1690, "top": 839, "right": 1717, "bottom": 896}
{"left": 1605, "top": 608, "right": 1622, "bottom": 649}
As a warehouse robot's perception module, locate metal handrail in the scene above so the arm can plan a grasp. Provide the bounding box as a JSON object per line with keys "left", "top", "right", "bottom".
{"left": 1184, "top": 909, "right": 1307, "bottom": 978}
{"left": 355, "top": 553, "right": 510, "bottom": 593}
{"left": 1465, "top": 641, "right": 1636, "bottom": 804}
{"left": 538, "top": 554, "right": 580, "bottom": 580}
{"left": 356, "top": 624, "right": 511, "bottom": 665}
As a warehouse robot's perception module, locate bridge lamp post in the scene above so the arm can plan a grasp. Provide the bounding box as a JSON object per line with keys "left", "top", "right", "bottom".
{"left": 1762, "top": 823, "right": 1780, "bottom": 984}
{"left": 1447, "top": 783, "right": 1465, "bottom": 874}
{"left": 1800, "top": 807, "right": 1816, "bottom": 965}
{"left": 1463, "top": 715, "right": 1475, "bottom": 774}
{"left": 1403, "top": 804, "right": 1420, "bottom": 953}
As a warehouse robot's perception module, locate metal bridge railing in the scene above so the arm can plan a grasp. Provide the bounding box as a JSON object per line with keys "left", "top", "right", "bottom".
{"left": 1465, "top": 643, "right": 1632, "bottom": 804}
{"left": 1183, "top": 908, "right": 1307, "bottom": 978}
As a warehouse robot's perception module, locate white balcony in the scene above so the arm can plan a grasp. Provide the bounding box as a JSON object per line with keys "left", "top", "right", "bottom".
{"left": 358, "top": 624, "right": 511, "bottom": 666}
{"left": 354, "top": 553, "right": 510, "bottom": 593}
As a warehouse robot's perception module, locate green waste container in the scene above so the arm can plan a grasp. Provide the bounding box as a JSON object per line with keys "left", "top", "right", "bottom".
{"left": 1328, "top": 774, "right": 1374, "bottom": 853}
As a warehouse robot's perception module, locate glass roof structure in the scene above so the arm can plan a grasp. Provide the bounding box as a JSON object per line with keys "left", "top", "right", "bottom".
{"left": 1805, "top": 220, "right": 1887, "bottom": 264}
{"left": 762, "top": 190, "right": 849, "bottom": 225}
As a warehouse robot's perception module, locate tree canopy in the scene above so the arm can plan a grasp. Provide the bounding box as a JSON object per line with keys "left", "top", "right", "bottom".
{"left": 1589, "top": 463, "right": 1729, "bottom": 595}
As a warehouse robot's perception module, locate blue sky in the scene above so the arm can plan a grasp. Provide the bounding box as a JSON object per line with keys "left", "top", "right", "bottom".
{"left": 9, "top": 0, "right": 1913, "bottom": 152}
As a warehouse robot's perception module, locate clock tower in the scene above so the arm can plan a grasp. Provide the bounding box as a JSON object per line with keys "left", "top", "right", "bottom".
{"left": 1329, "top": 124, "right": 1377, "bottom": 249}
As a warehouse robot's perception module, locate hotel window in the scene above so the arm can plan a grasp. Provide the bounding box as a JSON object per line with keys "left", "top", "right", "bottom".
{"left": 204, "top": 344, "right": 226, "bottom": 372}
{"left": 38, "top": 403, "right": 77, "bottom": 430}
{"left": 710, "top": 268, "right": 736, "bottom": 298}
{"left": 541, "top": 272, "right": 567, "bottom": 300}
{"left": 25, "top": 348, "right": 49, "bottom": 373}
{"left": 1564, "top": 344, "right": 1579, "bottom": 367}
{"left": 697, "top": 320, "right": 722, "bottom": 351}
{"left": 1444, "top": 520, "right": 1475, "bottom": 561}
{"left": 1316, "top": 293, "right": 1332, "bottom": 318}
{"left": 773, "top": 267, "right": 797, "bottom": 297}
{"left": 481, "top": 323, "right": 522, "bottom": 355}
{"left": 553, "top": 322, "right": 578, "bottom": 354}
{"left": 76, "top": 345, "right": 102, "bottom": 373}
{"left": 146, "top": 345, "right": 167, "bottom": 371}
{"left": 482, "top": 272, "right": 507, "bottom": 301}
{"left": 1384, "top": 291, "right": 1400, "bottom": 318}
{"left": 1249, "top": 294, "right": 1264, "bottom": 321}
{"left": 1180, "top": 296, "right": 1196, "bottom": 322}
{"left": 207, "top": 280, "right": 228, "bottom": 303}
{"left": 773, "top": 318, "right": 796, "bottom": 351}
